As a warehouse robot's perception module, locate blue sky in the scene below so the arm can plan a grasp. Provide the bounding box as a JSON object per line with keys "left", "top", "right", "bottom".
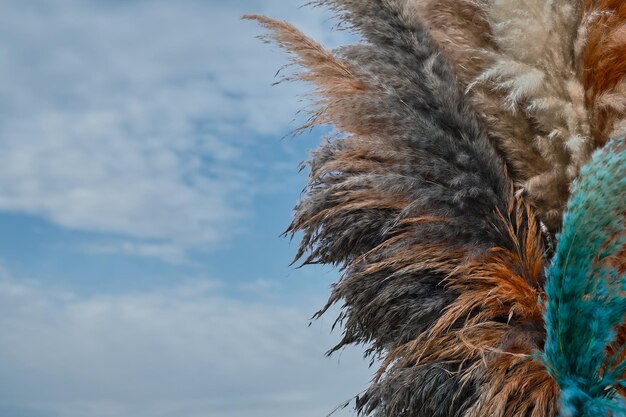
{"left": 0, "top": 1, "right": 370, "bottom": 416}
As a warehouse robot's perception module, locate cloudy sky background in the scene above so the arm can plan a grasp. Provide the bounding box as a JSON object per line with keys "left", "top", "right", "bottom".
{"left": 0, "top": 1, "right": 371, "bottom": 416}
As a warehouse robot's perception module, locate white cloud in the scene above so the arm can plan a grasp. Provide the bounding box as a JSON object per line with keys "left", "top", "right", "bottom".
{"left": 0, "top": 0, "right": 351, "bottom": 258}
{"left": 0, "top": 272, "right": 371, "bottom": 417}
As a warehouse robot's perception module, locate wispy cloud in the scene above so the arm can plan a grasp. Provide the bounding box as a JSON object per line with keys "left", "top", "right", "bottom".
{"left": 0, "top": 3, "right": 366, "bottom": 416}
{"left": 82, "top": 241, "right": 192, "bottom": 265}
{"left": 0, "top": 269, "right": 369, "bottom": 417}
{"left": 0, "top": 0, "right": 350, "bottom": 260}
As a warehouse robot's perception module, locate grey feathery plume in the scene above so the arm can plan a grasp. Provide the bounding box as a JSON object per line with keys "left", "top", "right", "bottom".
{"left": 394, "top": 0, "right": 597, "bottom": 233}
{"left": 246, "top": 1, "right": 559, "bottom": 416}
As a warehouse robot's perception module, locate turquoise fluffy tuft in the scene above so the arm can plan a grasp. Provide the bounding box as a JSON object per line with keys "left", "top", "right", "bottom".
{"left": 544, "top": 136, "right": 626, "bottom": 417}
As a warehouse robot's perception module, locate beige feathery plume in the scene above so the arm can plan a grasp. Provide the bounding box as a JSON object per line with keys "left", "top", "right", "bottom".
{"left": 465, "top": 0, "right": 594, "bottom": 232}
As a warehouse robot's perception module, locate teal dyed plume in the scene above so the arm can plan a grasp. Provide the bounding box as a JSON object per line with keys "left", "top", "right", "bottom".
{"left": 544, "top": 136, "right": 626, "bottom": 417}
